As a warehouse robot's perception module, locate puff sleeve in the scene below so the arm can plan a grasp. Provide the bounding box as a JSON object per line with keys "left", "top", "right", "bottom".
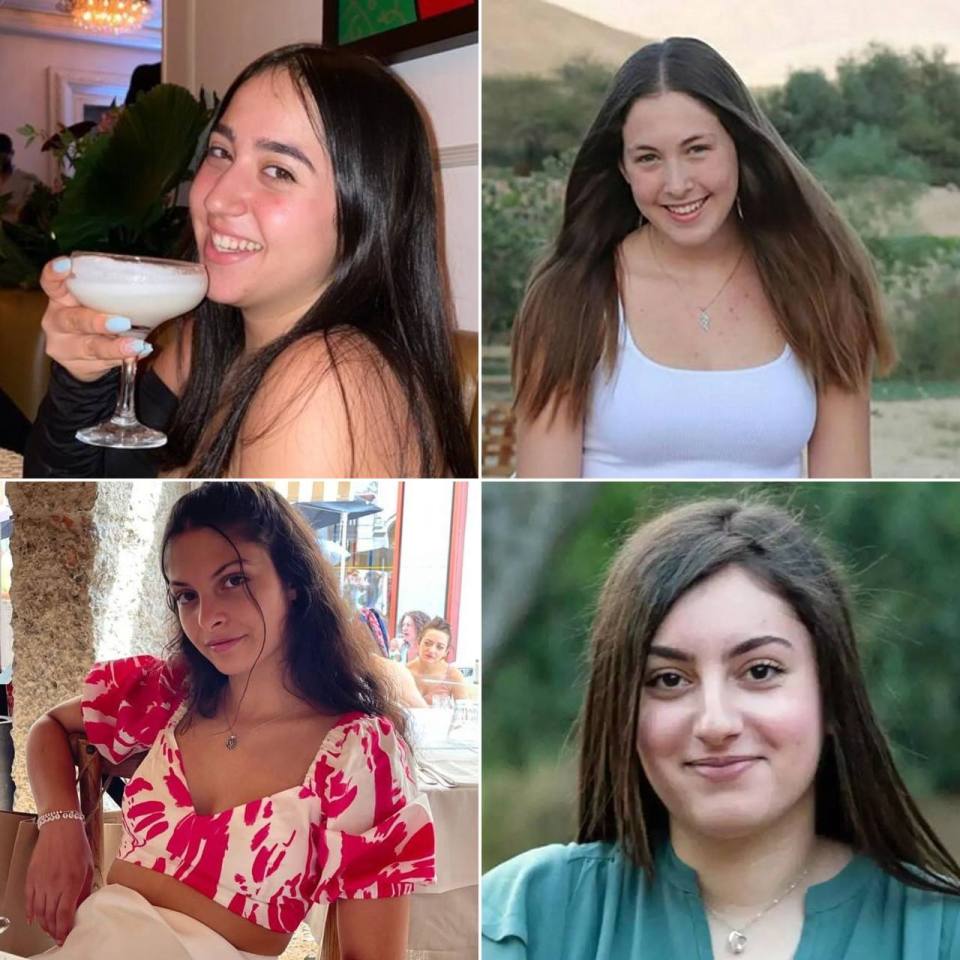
{"left": 81, "top": 655, "right": 186, "bottom": 763}
{"left": 309, "top": 713, "right": 436, "bottom": 903}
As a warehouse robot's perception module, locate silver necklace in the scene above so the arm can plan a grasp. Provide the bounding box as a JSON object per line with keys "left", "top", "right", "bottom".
{"left": 648, "top": 228, "right": 746, "bottom": 331}
{"left": 221, "top": 711, "right": 288, "bottom": 750}
{"left": 704, "top": 865, "right": 810, "bottom": 954}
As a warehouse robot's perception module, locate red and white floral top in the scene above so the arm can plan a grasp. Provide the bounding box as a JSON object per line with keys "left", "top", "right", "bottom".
{"left": 81, "top": 656, "right": 436, "bottom": 933}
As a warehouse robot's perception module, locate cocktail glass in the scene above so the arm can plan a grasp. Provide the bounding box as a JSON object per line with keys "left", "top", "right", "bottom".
{"left": 66, "top": 252, "right": 208, "bottom": 449}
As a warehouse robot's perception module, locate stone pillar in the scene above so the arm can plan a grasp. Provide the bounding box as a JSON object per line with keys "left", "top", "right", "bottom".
{"left": 6, "top": 480, "right": 192, "bottom": 811}
{"left": 7, "top": 482, "right": 99, "bottom": 812}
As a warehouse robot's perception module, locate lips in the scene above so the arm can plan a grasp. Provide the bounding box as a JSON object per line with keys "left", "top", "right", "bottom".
{"left": 207, "top": 635, "right": 245, "bottom": 653}
{"left": 202, "top": 231, "right": 263, "bottom": 266}
{"left": 663, "top": 196, "right": 709, "bottom": 223}
{"left": 686, "top": 756, "right": 761, "bottom": 782}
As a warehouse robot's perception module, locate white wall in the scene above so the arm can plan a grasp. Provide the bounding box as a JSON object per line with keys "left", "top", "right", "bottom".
{"left": 163, "top": 0, "right": 478, "bottom": 330}
{"left": 0, "top": 33, "right": 152, "bottom": 184}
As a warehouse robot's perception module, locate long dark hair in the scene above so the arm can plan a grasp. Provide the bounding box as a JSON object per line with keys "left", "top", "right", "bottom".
{"left": 514, "top": 37, "right": 896, "bottom": 427}
{"left": 578, "top": 498, "right": 960, "bottom": 897}
{"left": 160, "top": 482, "right": 407, "bottom": 741}
{"left": 162, "top": 44, "right": 475, "bottom": 477}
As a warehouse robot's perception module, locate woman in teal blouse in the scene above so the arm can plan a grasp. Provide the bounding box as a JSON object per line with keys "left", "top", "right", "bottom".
{"left": 482, "top": 499, "right": 960, "bottom": 959}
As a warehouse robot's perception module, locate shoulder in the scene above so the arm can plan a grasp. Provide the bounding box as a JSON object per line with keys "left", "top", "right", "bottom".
{"left": 308, "top": 713, "right": 416, "bottom": 812}
{"left": 482, "top": 843, "right": 622, "bottom": 947}
{"left": 446, "top": 664, "right": 467, "bottom": 682}
{"left": 238, "top": 331, "right": 416, "bottom": 476}
{"left": 82, "top": 655, "right": 186, "bottom": 762}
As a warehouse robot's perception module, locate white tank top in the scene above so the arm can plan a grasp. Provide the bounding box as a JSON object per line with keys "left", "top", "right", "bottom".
{"left": 581, "top": 301, "right": 817, "bottom": 478}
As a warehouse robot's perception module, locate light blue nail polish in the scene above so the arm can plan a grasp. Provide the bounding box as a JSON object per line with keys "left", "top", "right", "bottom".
{"left": 106, "top": 316, "right": 132, "bottom": 333}
{"left": 126, "top": 340, "right": 153, "bottom": 356}
{"left": 53, "top": 257, "right": 71, "bottom": 273}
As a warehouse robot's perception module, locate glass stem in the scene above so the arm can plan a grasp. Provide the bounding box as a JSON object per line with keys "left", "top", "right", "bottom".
{"left": 111, "top": 357, "right": 140, "bottom": 427}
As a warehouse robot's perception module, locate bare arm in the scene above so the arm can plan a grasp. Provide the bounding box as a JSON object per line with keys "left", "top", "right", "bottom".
{"left": 515, "top": 395, "right": 584, "bottom": 478}
{"left": 337, "top": 896, "right": 411, "bottom": 960}
{"left": 807, "top": 382, "right": 871, "bottom": 478}
{"left": 25, "top": 696, "right": 95, "bottom": 945}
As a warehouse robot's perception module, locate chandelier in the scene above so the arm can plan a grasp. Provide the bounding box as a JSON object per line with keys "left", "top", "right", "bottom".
{"left": 57, "top": 0, "right": 152, "bottom": 34}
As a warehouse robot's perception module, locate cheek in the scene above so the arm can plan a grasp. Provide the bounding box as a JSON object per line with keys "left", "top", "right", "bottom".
{"left": 189, "top": 169, "right": 215, "bottom": 230}
{"left": 636, "top": 700, "right": 689, "bottom": 771}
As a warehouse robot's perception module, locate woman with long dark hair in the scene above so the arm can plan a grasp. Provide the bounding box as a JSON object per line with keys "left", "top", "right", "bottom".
{"left": 512, "top": 38, "right": 895, "bottom": 478}
{"left": 26, "top": 43, "right": 475, "bottom": 478}
{"left": 482, "top": 499, "right": 960, "bottom": 958}
{"left": 24, "top": 482, "right": 434, "bottom": 959}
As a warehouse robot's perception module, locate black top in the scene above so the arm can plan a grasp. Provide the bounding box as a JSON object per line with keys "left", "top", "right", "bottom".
{"left": 23, "top": 363, "right": 179, "bottom": 478}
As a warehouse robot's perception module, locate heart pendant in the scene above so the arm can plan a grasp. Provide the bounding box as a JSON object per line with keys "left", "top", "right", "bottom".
{"left": 225, "top": 734, "right": 238, "bottom": 750}
{"left": 727, "top": 930, "right": 747, "bottom": 954}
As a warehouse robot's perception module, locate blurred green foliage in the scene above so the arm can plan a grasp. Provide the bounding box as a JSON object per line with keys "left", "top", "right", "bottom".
{"left": 482, "top": 45, "right": 960, "bottom": 383}
{"left": 483, "top": 483, "right": 960, "bottom": 868}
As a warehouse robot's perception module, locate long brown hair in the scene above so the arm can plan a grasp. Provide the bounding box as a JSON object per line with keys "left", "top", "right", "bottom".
{"left": 513, "top": 37, "right": 896, "bottom": 427}
{"left": 163, "top": 44, "right": 475, "bottom": 477}
{"left": 578, "top": 498, "right": 960, "bottom": 896}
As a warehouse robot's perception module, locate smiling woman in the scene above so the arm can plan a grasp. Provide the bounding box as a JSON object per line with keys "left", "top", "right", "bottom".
{"left": 510, "top": 37, "right": 895, "bottom": 480}
{"left": 25, "top": 44, "right": 476, "bottom": 479}
{"left": 481, "top": 499, "right": 960, "bottom": 960}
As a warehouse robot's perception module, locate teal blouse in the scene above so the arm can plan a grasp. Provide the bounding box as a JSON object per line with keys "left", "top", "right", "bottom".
{"left": 482, "top": 842, "right": 960, "bottom": 959}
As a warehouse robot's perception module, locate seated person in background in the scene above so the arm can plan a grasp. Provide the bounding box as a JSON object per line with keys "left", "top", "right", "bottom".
{"left": 0, "top": 132, "right": 41, "bottom": 223}
{"left": 360, "top": 614, "right": 428, "bottom": 708}
{"left": 405, "top": 618, "right": 474, "bottom": 704}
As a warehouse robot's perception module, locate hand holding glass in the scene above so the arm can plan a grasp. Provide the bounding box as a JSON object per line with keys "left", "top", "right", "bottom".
{"left": 66, "top": 252, "right": 208, "bottom": 448}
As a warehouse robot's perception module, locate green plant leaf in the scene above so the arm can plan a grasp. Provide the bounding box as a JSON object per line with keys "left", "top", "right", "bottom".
{"left": 53, "top": 83, "right": 212, "bottom": 251}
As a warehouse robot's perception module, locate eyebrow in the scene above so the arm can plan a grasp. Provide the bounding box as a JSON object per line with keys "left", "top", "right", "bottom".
{"left": 629, "top": 134, "right": 712, "bottom": 152}
{"left": 647, "top": 635, "right": 794, "bottom": 663}
{"left": 168, "top": 557, "right": 249, "bottom": 588}
{"left": 213, "top": 122, "right": 316, "bottom": 174}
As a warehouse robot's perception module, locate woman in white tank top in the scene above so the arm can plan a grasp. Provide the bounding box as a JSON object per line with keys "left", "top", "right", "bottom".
{"left": 511, "top": 38, "right": 895, "bottom": 479}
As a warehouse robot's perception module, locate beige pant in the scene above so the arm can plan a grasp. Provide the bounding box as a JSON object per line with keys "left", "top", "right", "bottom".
{"left": 31, "top": 884, "right": 271, "bottom": 960}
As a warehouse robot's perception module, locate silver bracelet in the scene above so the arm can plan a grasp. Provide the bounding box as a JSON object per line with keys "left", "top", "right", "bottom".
{"left": 36, "top": 809, "right": 84, "bottom": 828}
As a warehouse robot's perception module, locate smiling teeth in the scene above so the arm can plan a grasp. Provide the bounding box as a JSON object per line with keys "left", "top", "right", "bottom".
{"left": 667, "top": 199, "right": 707, "bottom": 215}
{"left": 212, "top": 232, "right": 263, "bottom": 252}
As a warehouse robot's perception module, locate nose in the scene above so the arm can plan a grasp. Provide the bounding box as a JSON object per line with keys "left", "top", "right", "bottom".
{"left": 202, "top": 161, "right": 249, "bottom": 219}
{"left": 692, "top": 682, "right": 743, "bottom": 745}
{"left": 662, "top": 158, "right": 692, "bottom": 198}
{"left": 195, "top": 595, "right": 227, "bottom": 633}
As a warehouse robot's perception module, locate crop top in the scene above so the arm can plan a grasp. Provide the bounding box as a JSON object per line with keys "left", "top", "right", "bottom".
{"left": 80, "top": 656, "right": 436, "bottom": 934}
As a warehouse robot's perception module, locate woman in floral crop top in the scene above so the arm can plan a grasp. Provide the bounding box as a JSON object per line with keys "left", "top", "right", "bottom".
{"left": 24, "top": 482, "right": 435, "bottom": 959}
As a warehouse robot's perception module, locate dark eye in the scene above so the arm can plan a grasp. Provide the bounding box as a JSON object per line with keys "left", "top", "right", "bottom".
{"left": 689, "top": 144, "right": 709, "bottom": 154}
{"left": 648, "top": 671, "right": 687, "bottom": 690}
{"left": 635, "top": 153, "right": 658, "bottom": 165}
{"left": 264, "top": 165, "right": 295, "bottom": 182}
{"left": 205, "top": 144, "right": 231, "bottom": 162}
{"left": 173, "top": 590, "right": 196, "bottom": 606}
{"left": 747, "top": 662, "right": 782, "bottom": 681}
{"left": 224, "top": 573, "right": 247, "bottom": 589}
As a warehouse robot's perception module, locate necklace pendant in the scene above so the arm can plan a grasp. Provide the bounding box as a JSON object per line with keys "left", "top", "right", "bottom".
{"left": 225, "top": 733, "right": 238, "bottom": 750}
{"left": 726, "top": 930, "right": 747, "bottom": 954}
{"left": 699, "top": 309, "right": 711, "bottom": 331}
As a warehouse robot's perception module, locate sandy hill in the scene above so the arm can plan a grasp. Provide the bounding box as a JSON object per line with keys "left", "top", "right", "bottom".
{"left": 483, "top": 0, "right": 647, "bottom": 76}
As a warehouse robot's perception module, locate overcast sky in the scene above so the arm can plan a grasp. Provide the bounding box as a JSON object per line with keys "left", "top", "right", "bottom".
{"left": 541, "top": 0, "right": 960, "bottom": 85}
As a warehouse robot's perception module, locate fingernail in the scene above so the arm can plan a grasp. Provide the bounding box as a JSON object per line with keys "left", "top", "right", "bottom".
{"left": 124, "top": 340, "right": 153, "bottom": 357}
{"left": 106, "top": 315, "right": 132, "bottom": 333}
{"left": 53, "top": 257, "right": 71, "bottom": 273}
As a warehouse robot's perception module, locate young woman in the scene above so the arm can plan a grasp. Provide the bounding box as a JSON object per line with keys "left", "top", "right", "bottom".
{"left": 482, "top": 500, "right": 960, "bottom": 958}
{"left": 405, "top": 617, "right": 472, "bottom": 704}
{"left": 25, "top": 43, "right": 475, "bottom": 479}
{"left": 25, "top": 482, "right": 435, "bottom": 959}
{"left": 512, "top": 38, "right": 895, "bottom": 479}
{"left": 393, "top": 610, "right": 430, "bottom": 662}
